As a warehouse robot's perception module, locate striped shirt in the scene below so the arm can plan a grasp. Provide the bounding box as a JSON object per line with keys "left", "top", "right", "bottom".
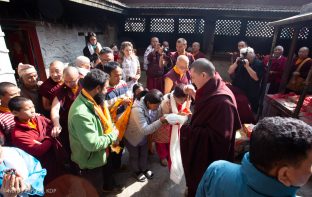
{"left": 0, "top": 111, "right": 15, "bottom": 145}
{"left": 105, "top": 80, "right": 132, "bottom": 115}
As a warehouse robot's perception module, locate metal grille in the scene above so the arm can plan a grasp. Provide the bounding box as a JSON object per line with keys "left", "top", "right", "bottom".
{"left": 178, "top": 18, "right": 196, "bottom": 34}
{"left": 150, "top": 18, "right": 175, "bottom": 33}
{"left": 279, "top": 27, "right": 309, "bottom": 39}
{"left": 198, "top": 19, "right": 205, "bottom": 34}
{"left": 280, "top": 27, "right": 293, "bottom": 39}
{"left": 214, "top": 19, "right": 241, "bottom": 36}
{"left": 299, "top": 27, "right": 309, "bottom": 39}
{"left": 245, "top": 21, "right": 274, "bottom": 38}
{"left": 124, "top": 18, "right": 146, "bottom": 32}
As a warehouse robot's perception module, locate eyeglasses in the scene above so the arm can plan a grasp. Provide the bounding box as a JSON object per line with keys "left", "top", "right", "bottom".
{"left": 100, "top": 58, "right": 111, "bottom": 63}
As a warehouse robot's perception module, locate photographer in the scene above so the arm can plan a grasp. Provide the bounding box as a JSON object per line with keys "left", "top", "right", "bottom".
{"left": 228, "top": 47, "right": 264, "bottom": 113}
{"left": 146, "top": 43, "right": 167, "bottom": 91}
{"left": 83, "top": 32, "right": 102, "bottom": 67}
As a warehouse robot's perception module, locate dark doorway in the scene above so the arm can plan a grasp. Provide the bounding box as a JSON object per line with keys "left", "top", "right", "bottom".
{"left": 2, "top": 22, "right": 46, "bottom": 82}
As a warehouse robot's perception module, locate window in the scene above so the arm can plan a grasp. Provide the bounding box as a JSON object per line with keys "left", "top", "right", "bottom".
{"left": 124, "top": 18, "right": 146, "bottom": 32}
{"left": 279, "top": 27, "right": 309, "bottom": 39}
{"left": 179, "top": 18, "right": 196, "bottom": 34}
{"left": 246, "top": 21, "right": 274, "bottom": 37}
{"left": 214, "top": 19, "right": 241, "bottom": 36}
{"left": 150, "top": 18, "right": 175, "bottom": 33}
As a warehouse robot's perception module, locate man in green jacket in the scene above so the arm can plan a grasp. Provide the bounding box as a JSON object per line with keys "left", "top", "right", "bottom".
{"left": 68, "top": 69, "right": 120, "bottom": 195}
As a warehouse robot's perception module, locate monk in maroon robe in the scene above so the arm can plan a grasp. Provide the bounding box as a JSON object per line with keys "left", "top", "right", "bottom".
{"left": 9, "top": 96, "right": 64, "bottom": 183}
{"left": 181, "top": 59, "right": 241, "bottom": 197}
{"left": 164, "top": 55, "right": 191, "bottom": 94}
{"left": 39, "top": 61, "right": 64, "bottom": 115}
{"left": 164, "top": 38, "right": 195, "bottom": 71}
{"left": 50, "top": 67, "right": 81, "bottom": 158}
{"left": 191, "top": 42, "right": 206, "bottom": 60}
{"left": 146, "top": 43, "right": 165, "bottom": 92}
{"left": 263, "top": 45, "right": 287, "bottom": 94}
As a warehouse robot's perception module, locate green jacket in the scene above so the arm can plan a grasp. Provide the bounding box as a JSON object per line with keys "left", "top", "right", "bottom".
{"left": 68, "top": 93, "right": 118, "bottom": 169}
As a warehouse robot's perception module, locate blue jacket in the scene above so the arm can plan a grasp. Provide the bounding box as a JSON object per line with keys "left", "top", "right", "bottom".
{"left": 0, "top": 147, "right": 46, "bottom": 196}
{"left": 196, "top": 152, "right": 299, "bottom": 197}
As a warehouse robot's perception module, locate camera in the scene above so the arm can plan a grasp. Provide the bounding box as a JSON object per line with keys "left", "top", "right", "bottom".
{"left": 237, "top": 51, "right": 248, "bottom": 65}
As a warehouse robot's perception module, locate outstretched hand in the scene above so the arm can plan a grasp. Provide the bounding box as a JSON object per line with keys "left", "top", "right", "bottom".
{"left": 0, "top": 171, "right": 28, "bottom": 197}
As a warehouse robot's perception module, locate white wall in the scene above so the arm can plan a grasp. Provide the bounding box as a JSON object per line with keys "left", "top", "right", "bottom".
{"left": 36, "top": 22, "right": 118, "bottom": 76}
{"left": 0, "top": 25, "right": 16, "bottom": 84}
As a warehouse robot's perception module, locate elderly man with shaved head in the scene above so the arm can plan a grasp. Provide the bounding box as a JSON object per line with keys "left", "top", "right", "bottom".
{"left": 191, "top": 42, "right": 206, "bottom": 60}
{"left": 39, "top": 60, "right": 64, "bottom": 113}
{"left": 75, "top": 56, "right": 91, "bottom": 77}
{"left": 165, "top": 38, "right": 195, "bottom": 71}
{"left": 50, "top": 66, "right": 82, "bottom": 159}
{"left": 143, "top": 37, "right": 159, "bottom": 71}
{"left": 287, "top": 46, "right": 312, "bottom": 92}
{"left": 164, "top": 55, "right": 191, "bottom": 94}
{"left": 180, "top": 58, "right": 241, "bottom": 197}
{"left": 263, "top": 45, "right": 287, "bottom": 94}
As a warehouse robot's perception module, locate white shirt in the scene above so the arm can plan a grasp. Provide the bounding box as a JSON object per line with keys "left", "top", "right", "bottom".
{"left": 143, "top": 45, "right": 154, "bottom": 70}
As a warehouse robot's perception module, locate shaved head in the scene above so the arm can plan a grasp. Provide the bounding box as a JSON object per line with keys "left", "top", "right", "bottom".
{"left": 63, "top": 66, "right": 79, "bottom": 88}
{"left": 191, "top": 58, "right": 215, "bottom": 77}
{"left": 49, "top": 60, "right": 64, "bottom": 83}
{"left": 298, "top": 47, "right": 310, "bottom": 59}
{"left": 177, "top": 55, "right": 189, "bottom": 64}
{"left": 64, "top": 66, "right": 79, "bottom": 77}
{"left": 50, "top": 60, "right": 64, "bottom": 69}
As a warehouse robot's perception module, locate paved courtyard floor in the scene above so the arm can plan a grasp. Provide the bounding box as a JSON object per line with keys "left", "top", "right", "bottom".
{"left": 106, "top": 148, "right": 312, "bottom": 197}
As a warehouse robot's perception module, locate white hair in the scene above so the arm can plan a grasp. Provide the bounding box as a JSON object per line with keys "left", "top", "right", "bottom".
{"left": 275, "top": 45, "right": 284, "bottom": 52}
{"left": 75, "top": 56, "right": 90, "bottom": 68}
{"left": 240, "top": 47, "right": 254, "bottom": 55}
{"left": 177, "top": 55, "right": 189, "bottom": 64}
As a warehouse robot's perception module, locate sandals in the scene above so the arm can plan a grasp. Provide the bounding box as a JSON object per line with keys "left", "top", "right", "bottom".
{"left": 134, "top": 169, "right": 154, "bottom": 182}
{"left": 143, "top": 170, "right": 154, "bottom": 179}
{"left": 135, "top": 172, "right": 147, "bottom": 182}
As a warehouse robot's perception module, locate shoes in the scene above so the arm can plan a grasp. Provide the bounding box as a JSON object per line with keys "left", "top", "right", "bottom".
{"left": 143, "top": 169, "right": 154, "bottom": 179}
{"left": 102, "top": 184, "right": 125, "bottom": 193}
{"left": 160, "top": 159, "right": 168, "bottom": 167}
{"left": 135, "top": 172, "right": 147, "bottom": 182}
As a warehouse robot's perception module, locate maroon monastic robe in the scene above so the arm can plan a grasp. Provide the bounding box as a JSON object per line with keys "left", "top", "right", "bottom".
{"left": 146, "top": 50, "right": 165, "bottom": 92}
{"left": 180, "top": 74, "right": 241, "bottom": 197}
{"left": 54, "top": 84, "right": 82, "bottom": 155}
{"left": 192, "top": 51, "right": 206, "bottom": 60}
{"left": 39, "top": 77, "right": 62, "bottom": 102}
{"left": 12, "top": 115, "right": 64, "bottom": 183}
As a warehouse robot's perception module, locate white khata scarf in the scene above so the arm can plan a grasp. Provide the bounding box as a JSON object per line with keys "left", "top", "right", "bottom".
{"left": 168, "top": 92, "right": 188, "bottom": 184}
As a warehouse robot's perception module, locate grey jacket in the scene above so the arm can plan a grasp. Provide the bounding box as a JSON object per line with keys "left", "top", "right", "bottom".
{"left": 124, "top": 98, "right": 162, "bottom": 146}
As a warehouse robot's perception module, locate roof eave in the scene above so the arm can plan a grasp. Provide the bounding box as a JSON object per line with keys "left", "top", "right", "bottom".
{"left": 268, "top": 12, "right": 312, "bottom": 27}
{"left": 68, "top": 0, "right": 128, "bottom": 14}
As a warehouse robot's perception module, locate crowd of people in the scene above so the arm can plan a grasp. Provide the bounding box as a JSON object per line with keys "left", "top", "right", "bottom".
{"left": 0, "top": 31, "right": 312, "bottom": 197}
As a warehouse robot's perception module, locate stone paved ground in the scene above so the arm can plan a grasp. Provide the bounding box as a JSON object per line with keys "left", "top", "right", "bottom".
{"left": 107, "top": 148, "right": 186, "bottom": 197}
{"left": 106, "top": 148, "right": 312, "bottom": 197}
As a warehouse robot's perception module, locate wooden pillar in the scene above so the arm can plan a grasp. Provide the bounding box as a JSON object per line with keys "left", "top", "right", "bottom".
{"left": 257, "top": 27, "right": 280, "bottom": 119}
{"left": 293, "top": 65, "right": 312, "bottom": 118}
{"left": 203, "top": 18, "right": 216, "bottom": 60}
{"left": 279, "top": 27, "right": 300, "bottom": 93}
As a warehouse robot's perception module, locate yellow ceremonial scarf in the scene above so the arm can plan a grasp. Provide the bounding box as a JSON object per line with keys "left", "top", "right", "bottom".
{"left": 0, "top": 106, "right": 10, "bottom": 113}
{"left": 27, "top": 118, "right": 37, "bottom": 130}
{"left": 81, "top": 89, "right": 113, "bottom": 135}
{"left": 71, "top": 85, "right": 79, "bottom": 95}
{"left": 295, "top": 58, "right": 304, "bottom": 65}
{"left": 109, "top": 98, "right": 132, "bottom": 141}
{"left": 173, "top": 65, "right": 184, "bottom": 79}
